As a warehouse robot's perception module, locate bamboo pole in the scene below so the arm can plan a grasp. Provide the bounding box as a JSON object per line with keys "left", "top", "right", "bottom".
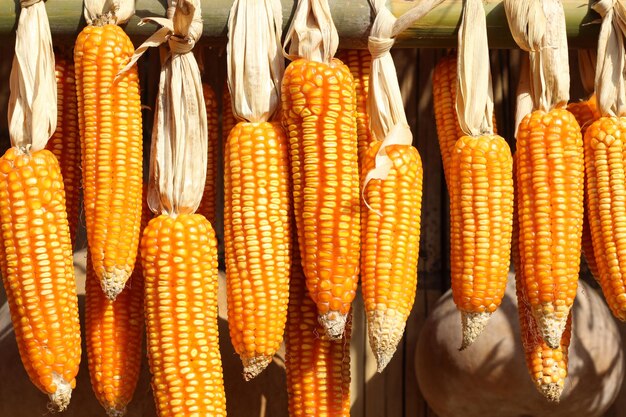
{"left": 0, "top": 0, "right": 598, "bottom": 48}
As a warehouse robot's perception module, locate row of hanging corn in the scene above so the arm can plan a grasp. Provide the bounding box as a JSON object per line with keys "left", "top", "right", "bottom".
{"left": 4, "top": 0, "right": 626, "bottom": 415}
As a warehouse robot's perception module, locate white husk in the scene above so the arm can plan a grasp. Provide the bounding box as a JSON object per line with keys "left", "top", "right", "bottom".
{"left": 283, "top": 0, "right": 338, "bottom": 63}
{"left": 121, "top": 0, "right": 206, "bottom": 215}
{"left": 455, "top": 0, "right": 494, "bottom": 136}
{"left": 84, "top": 0, "right": 134, "bottom": 25}
{"left": 8, "top": 0, "right": 56, "bottom": 152}
{"left": 592, "top": 0, "right": 626, "bottom": 117}
{"left": 227, "top": 0, "right": 284, "bottom": 122}
{"left": 515, "top": 53, "right": 533, "bottom": 135}
{"left": 363, "top": 0, "right": 442, "bottom": 197}
{"left": 504, "top": 0, "right": 570, "bottom": 111}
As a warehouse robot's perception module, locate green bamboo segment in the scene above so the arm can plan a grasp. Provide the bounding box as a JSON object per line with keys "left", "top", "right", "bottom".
{"left": 0, "top": 0, "right": 598, "bottom": 48}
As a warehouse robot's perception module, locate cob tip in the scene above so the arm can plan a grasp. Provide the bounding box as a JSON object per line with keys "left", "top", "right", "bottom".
{"left": 538, "top": 383, "right": 563, "bottom": 403}
{"left": 47, "top": 373, "right": 72, "bottom": 412}
{"left": 459, "top": 311, "right": 492, "bottom": 351}
{"left": 367, "top": 310, "right": 406, "bottom": 372}
{"left": 242, "top": 355, "right": 272, "bottom": 381}
{"left": 536, "top": 312, "right": 568, "bottom": 349}
{"left": 100, "top": 268, "right": 131, "bottom": 301}
{"left": 106, "top": 407, "right": 127, "bottom": 417}
{"left": 319, "top": 311, "right": 348, "bottom": 340}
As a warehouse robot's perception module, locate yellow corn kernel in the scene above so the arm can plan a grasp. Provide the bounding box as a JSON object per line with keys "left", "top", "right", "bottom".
{"left": 197, "top": 83, "right": 219, "bottom": 225}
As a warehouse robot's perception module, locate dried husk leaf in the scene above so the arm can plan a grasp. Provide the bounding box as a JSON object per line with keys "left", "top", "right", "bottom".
{"left": 8, "top": 0, "right": 56, "bottom": 152}
{"left": 227, "top": 0, "right": 284, "bottom": 122}
{"left": 84, "top": 0, "right": 134, "bottom": 25}
{"left": 455, "top": 0, "right": 494, "bottom": 136}
{"left": 515, "top": 53, "right": 533, "bottom": 135}
{"left": 592, "top": 0, "right": 626, "bottom": 117}
{"left": 125, "top": 0, "right": 206, "bottom": 216}
{"left": 504, "top": 0, "right": 569, "bottom": 111}
{"left": 363, "top": 0, "right": 442, "bottom": 197}
{"left": 283, "top": 0, "right": 338, "bottom": 63}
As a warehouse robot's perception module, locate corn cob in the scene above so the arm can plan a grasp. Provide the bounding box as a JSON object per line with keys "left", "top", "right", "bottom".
{"left": 335, "top": 49, "right": 373, "bottom": 166}
{"left": 74, "top": 23, "right": 143, "bottom": 300}
{"left": 433, "top": 54, "right": 498, "bottom": 187}
{"left": 141, "top": 214, "right": 227, "bottom": 416}
{"left": 197, "top": 83, "right": 219, "bottom": 225}
{"left": 282, "top": 57, "right": 360, "bottom": 339}
{"left": 224, "top": 121, "right": 291, "bottom": 380}
{"left": 86, "top": 192, "right": 151, "bottom": 417}
{"left": 450, "top": 134, "right": 514, "bottom": 349}
{"left": 584, "top": 116, "right": 626, "bottom": 320}
{"left": 47, "top": 53, "right": 80, "bottom": 247}
{"left": 223, "top": 85, "right": 238, "bottom": 141}
{"left": 285, "top": 238, "right": 351, "bottom": 416}
{"left": 433, "top": 54, "right": 464, "bottom": 186}
{"left": 567, "top": 95, "right": 601, "bottom": 280}
{"left": 361, "top": 142, "right": 422, "bottom": 370}
{"left": 516, "top": 108, "right": 583, "bottom": 348}
{"left": 513, "top": 155, "right": 571, "bottom": 402}
{"left": 0, "top": 148, "right": 81, "bottom": 410}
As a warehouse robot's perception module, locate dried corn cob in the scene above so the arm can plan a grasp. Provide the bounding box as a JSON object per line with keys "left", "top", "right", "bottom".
{"left": 86, "top": 191, "right": 151, "bottom": 417}
{"left": 282, "top": 58, "right": 360, "bottom": 339}
{"left": 513, "top": 155, "right": 571, "bottom": 402}
{"left": 361, "top": 142, "right": 422, "bottom": 370}
{"left": 74, "top": 23, "right": 143, "bottom": 300}
{"left": 433, "top": 54, "right": 464, "bottom": 186}
{"left": 450, "top": 134, "right": 514, "bottom": 349}
{"left": 0, "top": 148, "right": 81, "bottom": 410}
{"left": 568, "top": 95, "right": 601, "bottom": 280}
{"left": 335, "top": 49, "right": 373, "bottom": 166}
{"left": 285, "top": 239, "right": 351, "bottom": 416}
{"left": 516, "top": 108, "right": 583, "bottom": 348}
{"left": 47, "top": 53, "right": 81, "bottom": 247}
{"left": 141, "top": 214, "right": 226, "bottom": 416}
{"left": 223, "top": 85, "right": 238, "bottom": 141}
{"left": 224, "top": 121, "right": 291, "bottom": 380}
{"left": 584, "top": 116, "right": 626, "bottom": 320}
{"left": 197, "top": 83, "right": 219, "bottom": 225}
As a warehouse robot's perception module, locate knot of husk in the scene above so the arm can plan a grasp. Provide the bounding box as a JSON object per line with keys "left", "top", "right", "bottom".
{"left": 84, "top": 0, "right": 134, "bottom": 26}
{"left": 283, "top": 0, "right": 338, "bottom": 63}
{"left": 504, "top": 0, "right": 570, "bottom": 111}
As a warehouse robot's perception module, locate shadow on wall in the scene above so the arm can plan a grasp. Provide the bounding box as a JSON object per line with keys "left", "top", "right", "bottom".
{"left": 0, "top": 268, "right": 288, "bottom": 417}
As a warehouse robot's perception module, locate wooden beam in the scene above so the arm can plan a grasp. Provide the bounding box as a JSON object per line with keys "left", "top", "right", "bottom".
{"left": 0, "top": 0, "right": 599, "bottom": 49}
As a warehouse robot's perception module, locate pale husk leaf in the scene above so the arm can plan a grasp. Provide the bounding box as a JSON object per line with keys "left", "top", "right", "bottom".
{"left": 8, "top": 0, "right": 56, "bottom": 152}
{"left": 592, "top": 0, "right": 626, "bottom": 117}
{"left": 455, "top": 0, "right": 494, "bottom": 137}
{"left": 363, "top": 0, "right": 442, "bottom": 197}
{"left": 84, "top": 0, "right": 134, "bottom": 25}
{"left": 227, "top": 0, "right": 284, "bottom": 122}
{"left": 283, "top": 0, "right": 338, "bottom": 63}
{"left": 138, "top": 0, "right": 207, "bottom": 216}
{"left": 515, "top": 53, "right": 533, "bottom": 135}
{"left": 504, "top": 0, "right": 569, "bottom": 111}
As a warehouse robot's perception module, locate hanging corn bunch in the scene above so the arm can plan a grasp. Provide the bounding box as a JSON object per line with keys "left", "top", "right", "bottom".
{"left": 449, "top": 0, "right": 514, "bottom": 349}
{"left": 47, "top": 52, "right": 81, "bottom": 247}
{"left": 124, "top": 1, "right": 227, "bottom": 415}
{"left": 360, "top": 0, "right": 445, "bottom": 370}
{"left": 282, "top": 0, "right": 360, "bottom": 340}
{"left": 582, "top": 1, "right": 626, "bottom": 321}
{"left": 2, "top": 0, "right": 81, "bottom": 409}
{"left": 86, "top": 192, "right": 151, "bottom": 417}
{"left": 504, "top": 0, "right": 584, "bottom": 348}
{"left": 224, "top": 0, "right": 291, "bottom": 380}
{"left": 74, "top": 0, "right": 143, "bottom": 300}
